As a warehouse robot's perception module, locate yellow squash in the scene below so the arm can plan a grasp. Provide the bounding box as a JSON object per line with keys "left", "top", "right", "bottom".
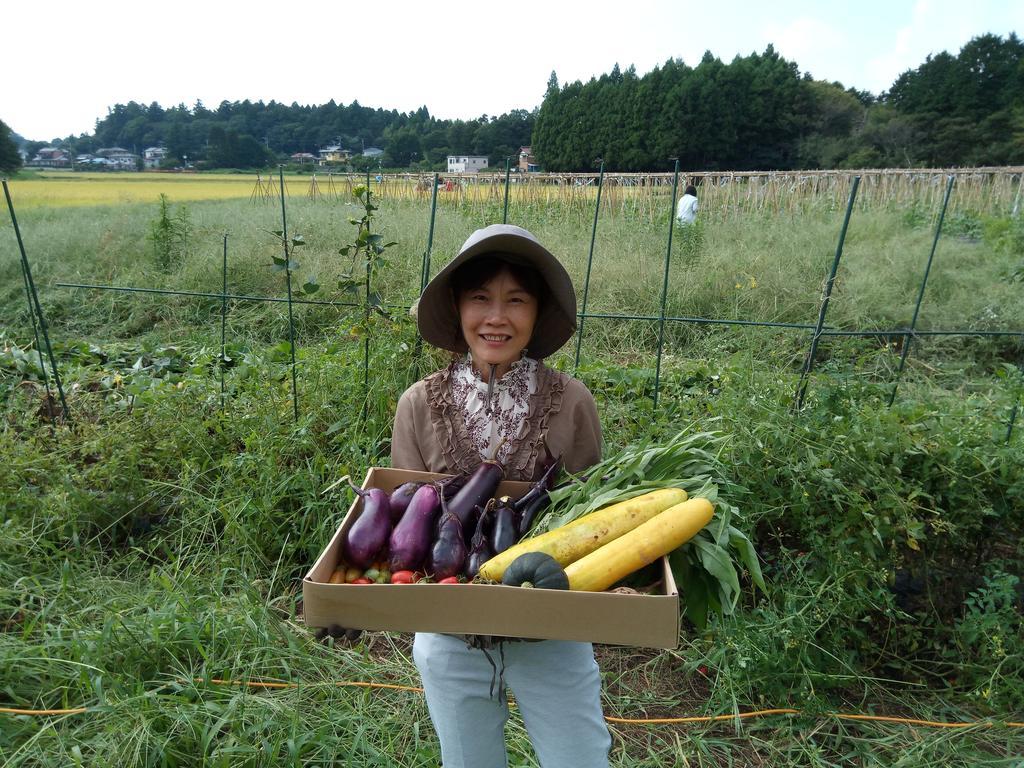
{"left": 478, "top": 488, "right": 687, "bottom": 581}
{"left": 564, "top": 497, "right": 714, "bottom": 592}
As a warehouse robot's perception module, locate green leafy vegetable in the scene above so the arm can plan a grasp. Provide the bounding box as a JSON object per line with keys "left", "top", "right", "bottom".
{"left": 533, "top": 423, "right": 766, "bottom": 628}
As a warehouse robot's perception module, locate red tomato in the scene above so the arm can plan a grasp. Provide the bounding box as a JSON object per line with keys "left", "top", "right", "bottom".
{"left": 350, "top": 578, "right": 373, "bottom": 585}
{"left": 437, "top": 576, "right": 461, "bottom": 585}
{"left": 390, "top": 570, "right": 418, "bottom": 584}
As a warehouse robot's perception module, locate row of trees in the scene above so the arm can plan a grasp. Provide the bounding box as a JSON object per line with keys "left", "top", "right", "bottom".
{"left": 534, "top": 33, "right": 1023, "bottom": 171}
{"left": 20, "top": 99, "right": 534, "bottom": 173}
{"left": 6, "top": 33, "right": 1020, "bottom": 173}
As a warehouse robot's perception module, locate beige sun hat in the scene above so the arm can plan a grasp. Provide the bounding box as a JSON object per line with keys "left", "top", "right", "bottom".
{"left": 416, "top": 224, "right": 577, "bottom": 359}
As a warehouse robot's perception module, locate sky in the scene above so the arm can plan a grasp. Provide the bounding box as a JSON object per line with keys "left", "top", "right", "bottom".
{"left": 4, "top": 0, "right": 1022, "bottom": 142}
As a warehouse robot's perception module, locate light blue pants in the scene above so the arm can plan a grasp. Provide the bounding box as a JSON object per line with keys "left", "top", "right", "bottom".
{"left": 413, "top": 632, "right": 611, "bottom": 768}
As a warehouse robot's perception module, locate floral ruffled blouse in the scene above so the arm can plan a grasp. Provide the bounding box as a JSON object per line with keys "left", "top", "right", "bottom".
{"left": 450, "top": 355, "right": 538, "bottom": 466}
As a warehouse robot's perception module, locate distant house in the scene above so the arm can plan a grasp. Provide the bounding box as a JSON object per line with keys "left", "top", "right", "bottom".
{"left": 95, "top": 147, "right": 139, "bottom": 170}
{"left": 30, "top": 147, "right": 71, "bottom": 168}
{"left": 447, "top": 155, "right": 489, "bottom": 173}
{"left": 143, "top": 146, "right": 167, "bottom": 169}
{"left": 362, "top": 147, "right": 385, "bottom": 158}
{"left": 290, "top": 152, "right": 317, "bottom": 164}
{"left": 518, "top": 146, "right": 539, "bottom": 173}
{"left": 318, "top": 145, "right": 351, "bottom": 165}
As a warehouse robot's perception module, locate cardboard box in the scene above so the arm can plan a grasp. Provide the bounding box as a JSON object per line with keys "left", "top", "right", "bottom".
{"left": 303, "top": 468, "right": 680, "bottom": 648}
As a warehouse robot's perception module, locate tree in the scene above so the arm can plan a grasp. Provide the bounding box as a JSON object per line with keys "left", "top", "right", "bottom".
{"left": 383, "top": 124, "right": 422, "bottom": 167}
{"left": 0, "top": 119, "right": 22, "bottom": 174}
{"left": 885, "top": 33, "right": 1024, "bottom": 165}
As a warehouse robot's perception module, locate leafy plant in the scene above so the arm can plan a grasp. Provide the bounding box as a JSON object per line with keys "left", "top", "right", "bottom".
{"left": 266, "top": 230, "right": 318, "bottom": 295}
{"left": 537, "top": 426, "right": 765, "bottom": 629}
{"left": 336, "top": 183, "right": 397, "bottom": 324}
{"left": 146, "top": 194, "right": 190, "bottom": 271}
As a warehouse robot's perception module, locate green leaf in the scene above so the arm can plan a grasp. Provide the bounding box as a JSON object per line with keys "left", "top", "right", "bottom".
{"left": 728, "top": 525, "right": 767, "bottom": 592}
{"left": 291, "top": 235, "right": 306, "bottom": 247}
{"left": 338, "top": 280, "right": 360, "bottom": 296}
{"left": 302, "top": 278, "right": 320, "bottom": 295}
{"left": 671, "top": 550, "right": 709, "bottom": 629}
{"left": 692, "top": 536, "right": 740, "bottom": 609}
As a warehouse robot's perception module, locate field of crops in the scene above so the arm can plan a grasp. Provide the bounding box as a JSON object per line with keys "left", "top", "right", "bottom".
{"left": 1, "top": 170, "right": 1022, "bottom": 766}
{"left": 12, "top": 166, "right": 1024, "bottom": 219}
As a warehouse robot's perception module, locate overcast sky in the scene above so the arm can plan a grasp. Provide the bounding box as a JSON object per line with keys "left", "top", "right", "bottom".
{"left": 5, "top": 0, "right": 1022, "bottom": 141}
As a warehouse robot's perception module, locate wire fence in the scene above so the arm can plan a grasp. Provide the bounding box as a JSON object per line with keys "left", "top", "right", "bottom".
{"left": 280, "top": 166, "right": 1024, "bottom": 221}
{"left": 3, "top": 164, "right": 1022, "bottom": 441}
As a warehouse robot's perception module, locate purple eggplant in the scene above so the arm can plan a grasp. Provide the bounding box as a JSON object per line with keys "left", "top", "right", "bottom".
{"left": 438, "top": 473, "right": 468, "bottom": 500}
{"left": 388, "top": 483, "right": 442, "bottom": 572}
{"left": 465, "top": 505, "right": 494, "bottom": 579}
{"left": 490, "top": 495, "right": 518, "bottom": 555}
{"left": 446, "top": 458, "right": 504, "bottom": 537}
{"left": 511, "top": 456, "right": 562, "bottom": 517}
{"left": 342, "top": 481, "right": 393, "bottom": 569}
{"left": 388, "top": 481, "right": 424, "bottom": 523}
{"left": 428, "top": 506, "right": 468, "bottom": 580}
{"left": 516, "top": 492, "right": 551, "bottom": 539}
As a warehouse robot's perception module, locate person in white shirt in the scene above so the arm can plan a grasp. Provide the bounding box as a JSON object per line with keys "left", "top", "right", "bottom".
{"left": 676, "top": 184, "right": 699, "bottom": 225}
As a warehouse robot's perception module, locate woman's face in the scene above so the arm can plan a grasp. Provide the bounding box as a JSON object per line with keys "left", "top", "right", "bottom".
{"left": 457, "top": 267, "right": 538, "bottom": 380}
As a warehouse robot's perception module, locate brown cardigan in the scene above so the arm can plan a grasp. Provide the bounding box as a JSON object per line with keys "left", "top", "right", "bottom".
{"left": 391, "top": 362, "right": 602, "bottom": 481}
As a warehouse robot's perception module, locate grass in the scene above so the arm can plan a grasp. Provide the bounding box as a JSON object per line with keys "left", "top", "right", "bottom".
{"left": 1, "top": 180, "right": 1023, "bottom": 765}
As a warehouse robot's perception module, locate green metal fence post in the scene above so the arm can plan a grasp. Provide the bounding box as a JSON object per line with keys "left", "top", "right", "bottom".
{"left": 3, "top": 178, "right": 70, "bottom": 423}
{"left": 412, "top": 173, "right": 441, "bottom": 385}
{"left": 220, "top": 233, "right": 228, "bottom": 409}
{"left": 653, "top": 160, "right": 681, "bottom": 410}
{"left": 407, "top": 172, "right": 440, "bottom": 385}
{"left": 574, "top": 160, "right": 604, "bottom": 372}
{"left": 363, "top": 173, "right": 373, "bottom": 419}
{"left": 15, "top": 204, "right": 53, "bottom": 414}
{"left": 794, "top": 175, "right": 861, "bottom": 410}
{"left": 422, "top": 173, "right": 440, "bottom": 292}
{"left": 277, "top": 167, "right": 300, "bottom": 422}
{"left": 887, "top": 174, "right": 955, "bottom": 407}
{"left": 503, "top": 158, "right": 511, "bottom": 224}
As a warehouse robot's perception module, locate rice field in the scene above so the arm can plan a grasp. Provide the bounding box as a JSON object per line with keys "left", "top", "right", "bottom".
{"left": 8, "top": 167, "right": 1024, "bottom": 220}
{"left": 6, "top": 172, "right": 259, "bottom": 208}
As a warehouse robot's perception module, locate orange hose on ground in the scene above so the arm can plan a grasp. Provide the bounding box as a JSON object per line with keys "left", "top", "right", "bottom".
{"left": 4, "top": 680, "right": 1023, "bottom": 730}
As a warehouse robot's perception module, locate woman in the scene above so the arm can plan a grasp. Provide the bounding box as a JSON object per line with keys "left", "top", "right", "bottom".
{"left": 676, "top": 184, "right": 699, "bottom": 225}
{"left": 391, "top": 224, "right": 611, "bottom": 768}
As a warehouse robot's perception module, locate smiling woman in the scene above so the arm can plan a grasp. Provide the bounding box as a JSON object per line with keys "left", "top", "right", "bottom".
{"left": 391, "top": 223, "right": 610, "bottom": 768}
{"left": 455, "top": 261, "right": 540, "bottom": 381}
{"left": 5, "top": 172, "right": 259, "bottom": 209}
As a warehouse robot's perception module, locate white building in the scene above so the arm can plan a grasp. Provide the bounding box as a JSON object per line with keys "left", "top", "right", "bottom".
{"left": 447, "top": 155, "right": 489, "bottom": 173}
{"left": 143, "top": 147, "right": 167, "bottom": 169}
{"left": 318, "top": 145, "right": 351, "bottom": 165}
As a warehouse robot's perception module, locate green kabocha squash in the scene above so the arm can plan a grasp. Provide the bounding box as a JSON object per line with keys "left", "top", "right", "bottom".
{"left": 501, "top": 552, "right": 569, "bottom": 590}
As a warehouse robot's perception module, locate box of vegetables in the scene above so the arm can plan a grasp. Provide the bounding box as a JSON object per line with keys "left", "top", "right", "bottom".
{"left": 303, "top": 429, "right": 750, "bottom": 648}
